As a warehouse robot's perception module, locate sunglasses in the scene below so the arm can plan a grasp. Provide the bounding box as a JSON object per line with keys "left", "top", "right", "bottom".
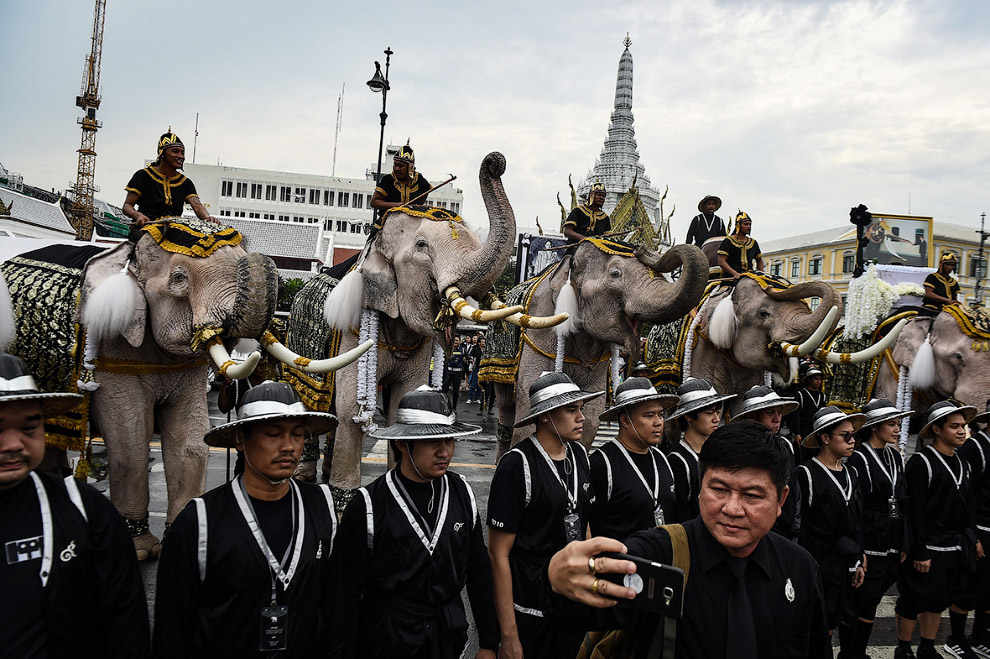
{"left": 831, "top": 432, "right": 856, "bottom": 443}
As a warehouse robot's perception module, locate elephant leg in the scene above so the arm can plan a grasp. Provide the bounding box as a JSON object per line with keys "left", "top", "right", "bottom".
{"left": 90, "top": 373, "right": 157, "bottom": 558}
{"left": 329, "top": 362, "right": 363, "bottom": 495}
{"left": 294, "top": 434, "right": 319, "bottom": 482}
{"left": 321, "top": 428, "right": 335, "bottom": 482}
{"left": 157, "top": 371, "right": 210, "bottom": 523}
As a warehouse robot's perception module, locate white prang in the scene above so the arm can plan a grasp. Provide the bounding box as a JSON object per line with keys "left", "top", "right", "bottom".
{"left": 83, "top": 265, "right": 140, "bottom": 346}
{"left": 842, "top": 264, "right": 899, "bottom": 340}
{"left": 0, "top": 272, "right": 14, "bottom": 351}
{"left": 324, "top": 268, "right": 364, "bottom": 331}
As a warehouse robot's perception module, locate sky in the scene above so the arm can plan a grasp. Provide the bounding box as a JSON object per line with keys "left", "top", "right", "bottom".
{"left": 4, "top": 0, "right": 990, "bottom": 243}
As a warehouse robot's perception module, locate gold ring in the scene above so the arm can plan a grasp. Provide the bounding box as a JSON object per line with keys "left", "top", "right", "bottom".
{"left": 588, "top": 557, "right": 597, "bottom": 574}
{"left": 591, "top": 578, "right": 601, "bottom": 595}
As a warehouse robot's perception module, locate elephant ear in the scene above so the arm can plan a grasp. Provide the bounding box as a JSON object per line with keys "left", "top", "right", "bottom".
{"left": 361, "top": 247, "right": 399, "bottom": 319}
{"left": 76, "top": 242, "right": 147, "bottom": 348}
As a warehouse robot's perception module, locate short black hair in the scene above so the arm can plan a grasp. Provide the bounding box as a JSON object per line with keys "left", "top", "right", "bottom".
{"left": 677, "top": 403, "right": 720, "bottom": 432}
{"left": 698, "top": 420, "right": 791, "bottom": 500}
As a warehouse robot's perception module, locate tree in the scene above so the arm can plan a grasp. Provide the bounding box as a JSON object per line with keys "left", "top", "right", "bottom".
{"left": 278, "top": 277, "right": 306, "bottom": 312}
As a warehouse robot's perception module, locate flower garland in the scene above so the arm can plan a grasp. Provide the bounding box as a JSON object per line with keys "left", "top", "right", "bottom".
{"left": 763, "top": 370, "right": 773, "bottom": 387}
{"left": 352, "top": 310, "right": 379, "bottom": 434}
{"left": 554, "top": 334, "right": 566, "bottom": 373}
{"left": 895, "top": 364, "right": 913, "bottom": 451}
{"left": 843, "top": 264, "right": 899, "bottom": 340}
{"left": 610, "top": 344, "right": 621, "bottom": 392}
{"left": 893, "top": 282, "right": 926, "bottom": 297}
{"left": 681, "top": 310, "right": 705, "bottom": 381}
{"left": 431, "top": 339, "right": 444, "bottom": 390}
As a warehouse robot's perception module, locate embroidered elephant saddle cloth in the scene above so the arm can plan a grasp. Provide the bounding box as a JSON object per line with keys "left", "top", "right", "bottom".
{"left": 1, "top": 244, "right": 107, "bottom": 450}
{"left": 283, "top": 272, "right": 342, "bottom": 413}
{"left": 140, "top": 217, "right": 242, "bottom": 257}
{"left": 943, "top": 305, "right": 990, "bottom": 352}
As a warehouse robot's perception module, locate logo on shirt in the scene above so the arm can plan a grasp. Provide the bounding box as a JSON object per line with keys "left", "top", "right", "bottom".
{"left": 59, "top": 540, "right": 78, "bottom": 563}
{"left": 5, "top": 535, "right": 43, "bottom": 565}
{"left": 453, "top": 522, "right": 465, "bottom": 533}
{"left": 316, "top": 540, "right": 323, "bottom": 559}
{"left": 784, "top": 578, "right": 795, "bottom": 603}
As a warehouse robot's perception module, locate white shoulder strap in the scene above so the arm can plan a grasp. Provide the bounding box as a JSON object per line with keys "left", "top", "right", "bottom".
{"left": 918, "top": 453, "right": 933, "bottom": 488}
{"left": 510, "top": 447, "right": 532, "bottom": 507}
{"left": 359, "top": 487, "right": 374, "bottom": 552}
{"left": 193, "top": 497, "right": 207, "bottom": 584}
{"left": 63, "top": 475, "right": 87, "bottom": 522}
{"left": 796, "top": 464, "right": 812, "bottom": 507}
{"left": 318, "top": 484, "right": 337, "bottom": 550}
{"left": 600, "top": 451, "right": 614, "bottom": 502}
{"left": 670, "top": 452, "right": 693, "bottom": 500}
{"left": 457, "top": 473, "right": 479, "bottom": 527}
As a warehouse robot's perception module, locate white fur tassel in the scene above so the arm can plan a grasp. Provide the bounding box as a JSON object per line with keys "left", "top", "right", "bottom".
{"left": 431, "top": 339, "right": 445, "bottom": 390}
{"left": 83, "top": 261, "right": 139, "bottom": 346}
{"left": 909, "top": 335, "right": 936, "bottom": 390}
{"left": 324, "top": 268, "right": 364, "bottom": 331}
{"left": 708, "top": 291, "right": 737, "bottom": 350}
{"left": 0, "top": 272, "right": 14, "bottom": 351}
{"left": 554, "top": 277, "right": 579, "bottom": 337}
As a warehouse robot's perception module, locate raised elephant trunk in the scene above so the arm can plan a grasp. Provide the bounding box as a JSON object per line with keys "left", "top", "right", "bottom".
{"left": 227, "top": 252, "right": 279, "bottom": 339}
{"left": 455, "top": 152, "right": 516, "bottom": 297}
{"left": 765, "top": 281, "right": 841, "bottom": 342}
{"left": 633, "top": 244, "right": 709, "bottom": 322}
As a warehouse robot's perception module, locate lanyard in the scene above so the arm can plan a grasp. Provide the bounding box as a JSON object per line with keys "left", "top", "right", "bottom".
{"left": 813, "top": 457, "right": 852, "bottom": 504}
{"left": 28, "top": 472, "right": 54, "bottom": 588}
{"left": 391, "top": 470, "right": 446, "bottom": 539}
{"left": 614, "top": 442, "right": 660, "bottom": 507}
{"left": 233, "top": 476, "right": 304, "bottom": 604}
{"left": 864, "top": 444, "right": 898, "bottom": 491}
{"left": 386, "top": 471, "right": 451, "bottom": 554}
{"left": 930, "top": 448, "right": 964, "bottom": 490}
{"left": 532, "top": 438, "right": 579, "bottom": 512}
{"left": 679, "top": 439, "right": 700, "bottom": 464}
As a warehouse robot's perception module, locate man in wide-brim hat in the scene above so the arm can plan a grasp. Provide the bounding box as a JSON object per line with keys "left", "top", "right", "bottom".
{"left": 0, "top": 353, "right": 149, "bottom": 656}
{"left": 332, "top": 385, "right": 498, "bottom": 658}
{"left": 685, "top": 195, "right": 726, "bottom": 247}
{"left": 591, "top": 378, "right": 684, "bottom": 539}
{"left": 153, "top": 381, "right": 340, "bottom": 658}
{"left": 789, "top": 366, "right": 827, "bottom": 447}
{"left": 956, "top": 400, "right": 990, "bottom": 656}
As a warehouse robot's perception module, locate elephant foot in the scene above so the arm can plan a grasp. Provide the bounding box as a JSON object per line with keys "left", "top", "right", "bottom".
{"left": 328, "top": 485, "right": 357, "bottom": 517}
{"left": 125, "top": 516, "right": 161, "bottom": 561}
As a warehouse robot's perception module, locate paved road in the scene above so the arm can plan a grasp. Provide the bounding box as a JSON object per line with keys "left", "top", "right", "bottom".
{"left": 79, "top": 392, "right": 952, "bottom": 658}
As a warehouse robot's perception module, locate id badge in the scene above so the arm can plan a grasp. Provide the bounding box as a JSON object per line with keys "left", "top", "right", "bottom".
{"left": 260, "top": 605, "right": 288, "bottom": 651}
{"left": 888, "top": 496, "right": 900, "bottom": 520}
{"left": 653, "top": 505, "right": 665, "bottom": 527}
{"left": 564, "top": 512, "right": 582, "bottom": 542}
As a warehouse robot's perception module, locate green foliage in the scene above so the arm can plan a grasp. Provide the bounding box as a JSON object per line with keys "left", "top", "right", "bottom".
{"left": 494, "top": 259, "right": 517, "bottom": 297}
{"left": 278, "top": 277, "right": 306, "bottom": 312}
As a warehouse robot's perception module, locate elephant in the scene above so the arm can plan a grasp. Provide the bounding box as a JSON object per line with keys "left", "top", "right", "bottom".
{"left": 285, "top": 152, "right": 557, "bottom": 506}
{"left": 485, "top": 239, "right": 710, "bottom": 459}
{"left": 1, "top": 219, "right": 365, "bottom": 559}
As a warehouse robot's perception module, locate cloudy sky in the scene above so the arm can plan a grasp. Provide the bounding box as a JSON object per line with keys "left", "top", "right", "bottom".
{"left": 4, "top": 0, "right": 989, "bottom": 241}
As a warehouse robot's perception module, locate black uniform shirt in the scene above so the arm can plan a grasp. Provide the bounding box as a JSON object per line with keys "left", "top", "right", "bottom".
{"left": 904, "top": 445, "right": 976, "bottom": 561}
{"left": 796, "top": 459, "right": 864, "bottom": 585}
{"left": 685, "top": 213, "right": 726, "bottom": 247}
{"left": 960, "top": 430, "right": 990, "bottom": 533}
{"left": 669, "top": 440, "right": 701, "bottom": 519}
{"left": 589, "top": 442, "right": 687, "bottom": 540}
{"left": 373, "top": 172, "right": 431, "bottom": 229}
{"left": 922, "top": 272, "right": 960, "bottom": 313}
{"left": 547, "top": 517, "right": 831, "bottom": 658}
{"left": 848, "top": 443, "right": 908, "bottom": 556}
{"left": 717, "top": 236, "right": 762, "bottom": 274}
{"left": 125, "top": 166, "right": 198, "bottom": 220}
{"left": 564, "top": 205, "right": 611, "bottom": 243}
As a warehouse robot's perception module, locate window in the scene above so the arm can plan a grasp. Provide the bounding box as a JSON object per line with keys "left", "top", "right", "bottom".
{"left": 219, "top": 209, "right": 231, "bottom": 217}
{"left": 235, "top": 182, "right": 247, "bottom": 198}
{"left": 309, "top": 189, "right": 320, "bottom": 205}
{"left": 350, "top": 223, "right": 360, "bottom": 233}
{"left": 234, "top": 210, "right": 246, "bottom": 218}
{"left": 251, "top": 183, "right": 262, "bottom": 199}
{"left": 324, "top": 219, "right": 333, "bottom": 231}
{"left": 280, "top": 186, "right": 292, "bottom": 202}
{"left": 339, "top": 192, "right": 350, "bottom": 207}
{"left": 336, "top": 220, "right": 347, "bottom": 232}
{"left": 324, "top": 190, "right": 333, "bottom": 206}
{"left": 452, "top": 202, "right": 459, "bottom": 213}
{"left": 278, "top": 214, "right": 289, "bottom": 222}
{"left": 366, "top": 196, "right": 372, "bottom": 210}
{"left": 971, "top": 256, "right": 987, "bottom": 278}
{"left": 221, "top": 180, "right": 233, "bottom": 197}
{"left": 790, "top": 260, "right": 800, "bottom": 278}
{"left": 266, "top": 185, "right": 277, "bottom": 201}
{"left": 352, "top": 193, "right": 363, "bottom": 209}
{"left": 808, "top": 296, "right": 821, "bottom": 311}
{"left": 263, "top": 213, "right": 274, "bottom": 220}
{"left": 294, "top": 188, "right": 306, "bottom": 203}
{"left": 842, "top": 253, "right": 855, "bottom": 273}
{"left": 770, "top": 260, "right": 782, "bottom": 276}
{"left": 809, "top": 256, "right": 822, "bottom": 276}
{"left": 249, "top": 212, "right": 260, "bottom": 219}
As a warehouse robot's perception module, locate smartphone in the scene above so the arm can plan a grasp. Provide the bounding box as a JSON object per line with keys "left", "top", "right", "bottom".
{"left": 597, "top": 552, "right": 685, "bottom": 619}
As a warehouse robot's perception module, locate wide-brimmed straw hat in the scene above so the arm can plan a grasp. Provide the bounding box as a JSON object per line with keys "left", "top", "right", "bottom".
{"left": 802, "top": 406, "right": 866, "bottom": 448}
{"left": 802, "top": 367, "right": 824, "bottom": 382}
{"left": 370, "top": 386, "right": 481, "bottom": 440}
{"left": 973, "top": 400, "right": 990, "bottom": 425}
{"left": 204, "top": 381, "right": 338, "bottom": 448}
{"left": 698, "top": 195, "right": 722, "bottom": 212}
{"left": 666, "top": 378, "right": 736, "bottom": 423}
{"left": 0, "top": 353, "right": 83, "bottom": 416}
{"left": 734, "top": 385, "right": 799, "bottom": 419}
{"left": 861, "top": 398, "right": 914, "bottom": 431}
{"left": 919, "top": 400, "right": 979, "bottom": 441}
{"left": 514, "top": 372, "right": 604, "bottom": 428}
{"left": 600, "top": 377, "right": 678, "bottom": 422}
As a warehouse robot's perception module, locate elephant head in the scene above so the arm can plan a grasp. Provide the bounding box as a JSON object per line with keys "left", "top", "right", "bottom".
{"left": 698, "top": 277, "right": 842, "bottom": 381}
{"left": 562, "top": 242, "right": 710, "bottom": 355}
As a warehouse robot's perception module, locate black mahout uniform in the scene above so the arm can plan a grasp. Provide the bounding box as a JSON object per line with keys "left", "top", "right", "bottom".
{"left": 955, "top": 429, "right": 990, "bottom": 610}
{"left": 896, "top": 445, "right": 978, "bottom": 617}
{"left": 847, "top": 442, "right": 908, "bottom": 615}
{"left": 716, "top": 235, "right": 762, "bottom": 274}
{"left": 589, "top": 441, "right": 688, "bottom": 540}
{"left": 330, "top": 468, "right": 499, "bottom": 658}
{"left": 0, "top": 472, "right": 149, "bottom": 659}
{"left": 372, "top": 171, "right": 432, "bottom": 230}
{"left": 564, "top": 205, "right": 611, "bottom": 243}
{"left": 487, "top": 436, "right": 594, "bottom": 658}
{"left": 125, "top": 165, "right": 199, "bottom": 221}
{"left": 920, "top": 271, "right": 960, "bottom": 316}
{"left": 152, "top": 478, "right": 337, "bottom": 659}
{"left": 796, "top": 457, "right": 865, "bottom": 628}
{"left": 772, "top": 434, "right": 803, "bottom": 542}
{"left": 545, "top": 516, "right": 832, "bottom": 658}
{"left": 685, "top": 213, "right": 726, "bottom": 247}
{"left": 669, "top": 439, "right": 701, "bottom": 518}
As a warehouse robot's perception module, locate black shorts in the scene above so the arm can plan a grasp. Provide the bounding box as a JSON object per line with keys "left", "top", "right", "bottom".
{"left": 955, "top": 529, "right": 990, "bottom": 610}
{"left": 857, "top": 553, "right": 900, "bottom": 613}
{"left": 897, "top": 551, "right": 968, "bottom": 616}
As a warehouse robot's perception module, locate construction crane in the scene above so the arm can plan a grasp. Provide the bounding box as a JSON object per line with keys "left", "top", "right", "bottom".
{"left": 69, "top": 0, "right": 107, "bottom": 241}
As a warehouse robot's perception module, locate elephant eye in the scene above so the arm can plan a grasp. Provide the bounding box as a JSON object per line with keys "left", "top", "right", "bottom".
{"left": 416, "top": 237, "right": 429, "bottom": 250}
{"left": 609, "top": 267, "right": 621, "bottom": 279}
{"left": 759, "top": 309, "right": 771, "bottom": 318}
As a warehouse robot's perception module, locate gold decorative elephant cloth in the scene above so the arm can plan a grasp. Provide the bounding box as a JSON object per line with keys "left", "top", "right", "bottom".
{"left": 943, "top": 305, "right": 990, "bottom": 352}
{"left": 142, "top": 217, "right": 242, "bottom": 258}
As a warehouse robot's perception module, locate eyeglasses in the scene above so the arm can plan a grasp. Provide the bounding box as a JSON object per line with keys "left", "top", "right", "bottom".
{"left": 831, "top": 432, "right": 856, "bottom": 443}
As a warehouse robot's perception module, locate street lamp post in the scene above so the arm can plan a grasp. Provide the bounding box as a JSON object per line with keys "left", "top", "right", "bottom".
{"left": 368, "top": 47, "right": 393, "bottom": 226}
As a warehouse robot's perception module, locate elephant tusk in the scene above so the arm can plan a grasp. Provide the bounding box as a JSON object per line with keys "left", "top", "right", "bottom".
{"left": 206, "top": 338, "right": 262, "bottom": 380}
{"left": 489, "top": 297, "right": 569, "bottom": 329}
{"left": 778, "top": 306, "right": 840, "bottom": 357}
{"left": 262, "top": 331, "right": 373, "bottom": 373}
{"left": 811, "top": 318, "right": 909, "bottom": 365}
{"left": 443, "top": 287, "right": 523, "bottom": 322}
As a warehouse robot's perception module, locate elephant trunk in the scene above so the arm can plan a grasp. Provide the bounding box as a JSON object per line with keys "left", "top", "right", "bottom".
{"left": 455, "top": 152, "right": 516, "bottom": 297}
{"left": 227, "top": 252, "right": 279, "bottom": 339}
{"left": 766, "top": 281, "right": 842, "bottom": 342}
{"left": 633, "top": 244, "right": 709, "bottom": 322}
